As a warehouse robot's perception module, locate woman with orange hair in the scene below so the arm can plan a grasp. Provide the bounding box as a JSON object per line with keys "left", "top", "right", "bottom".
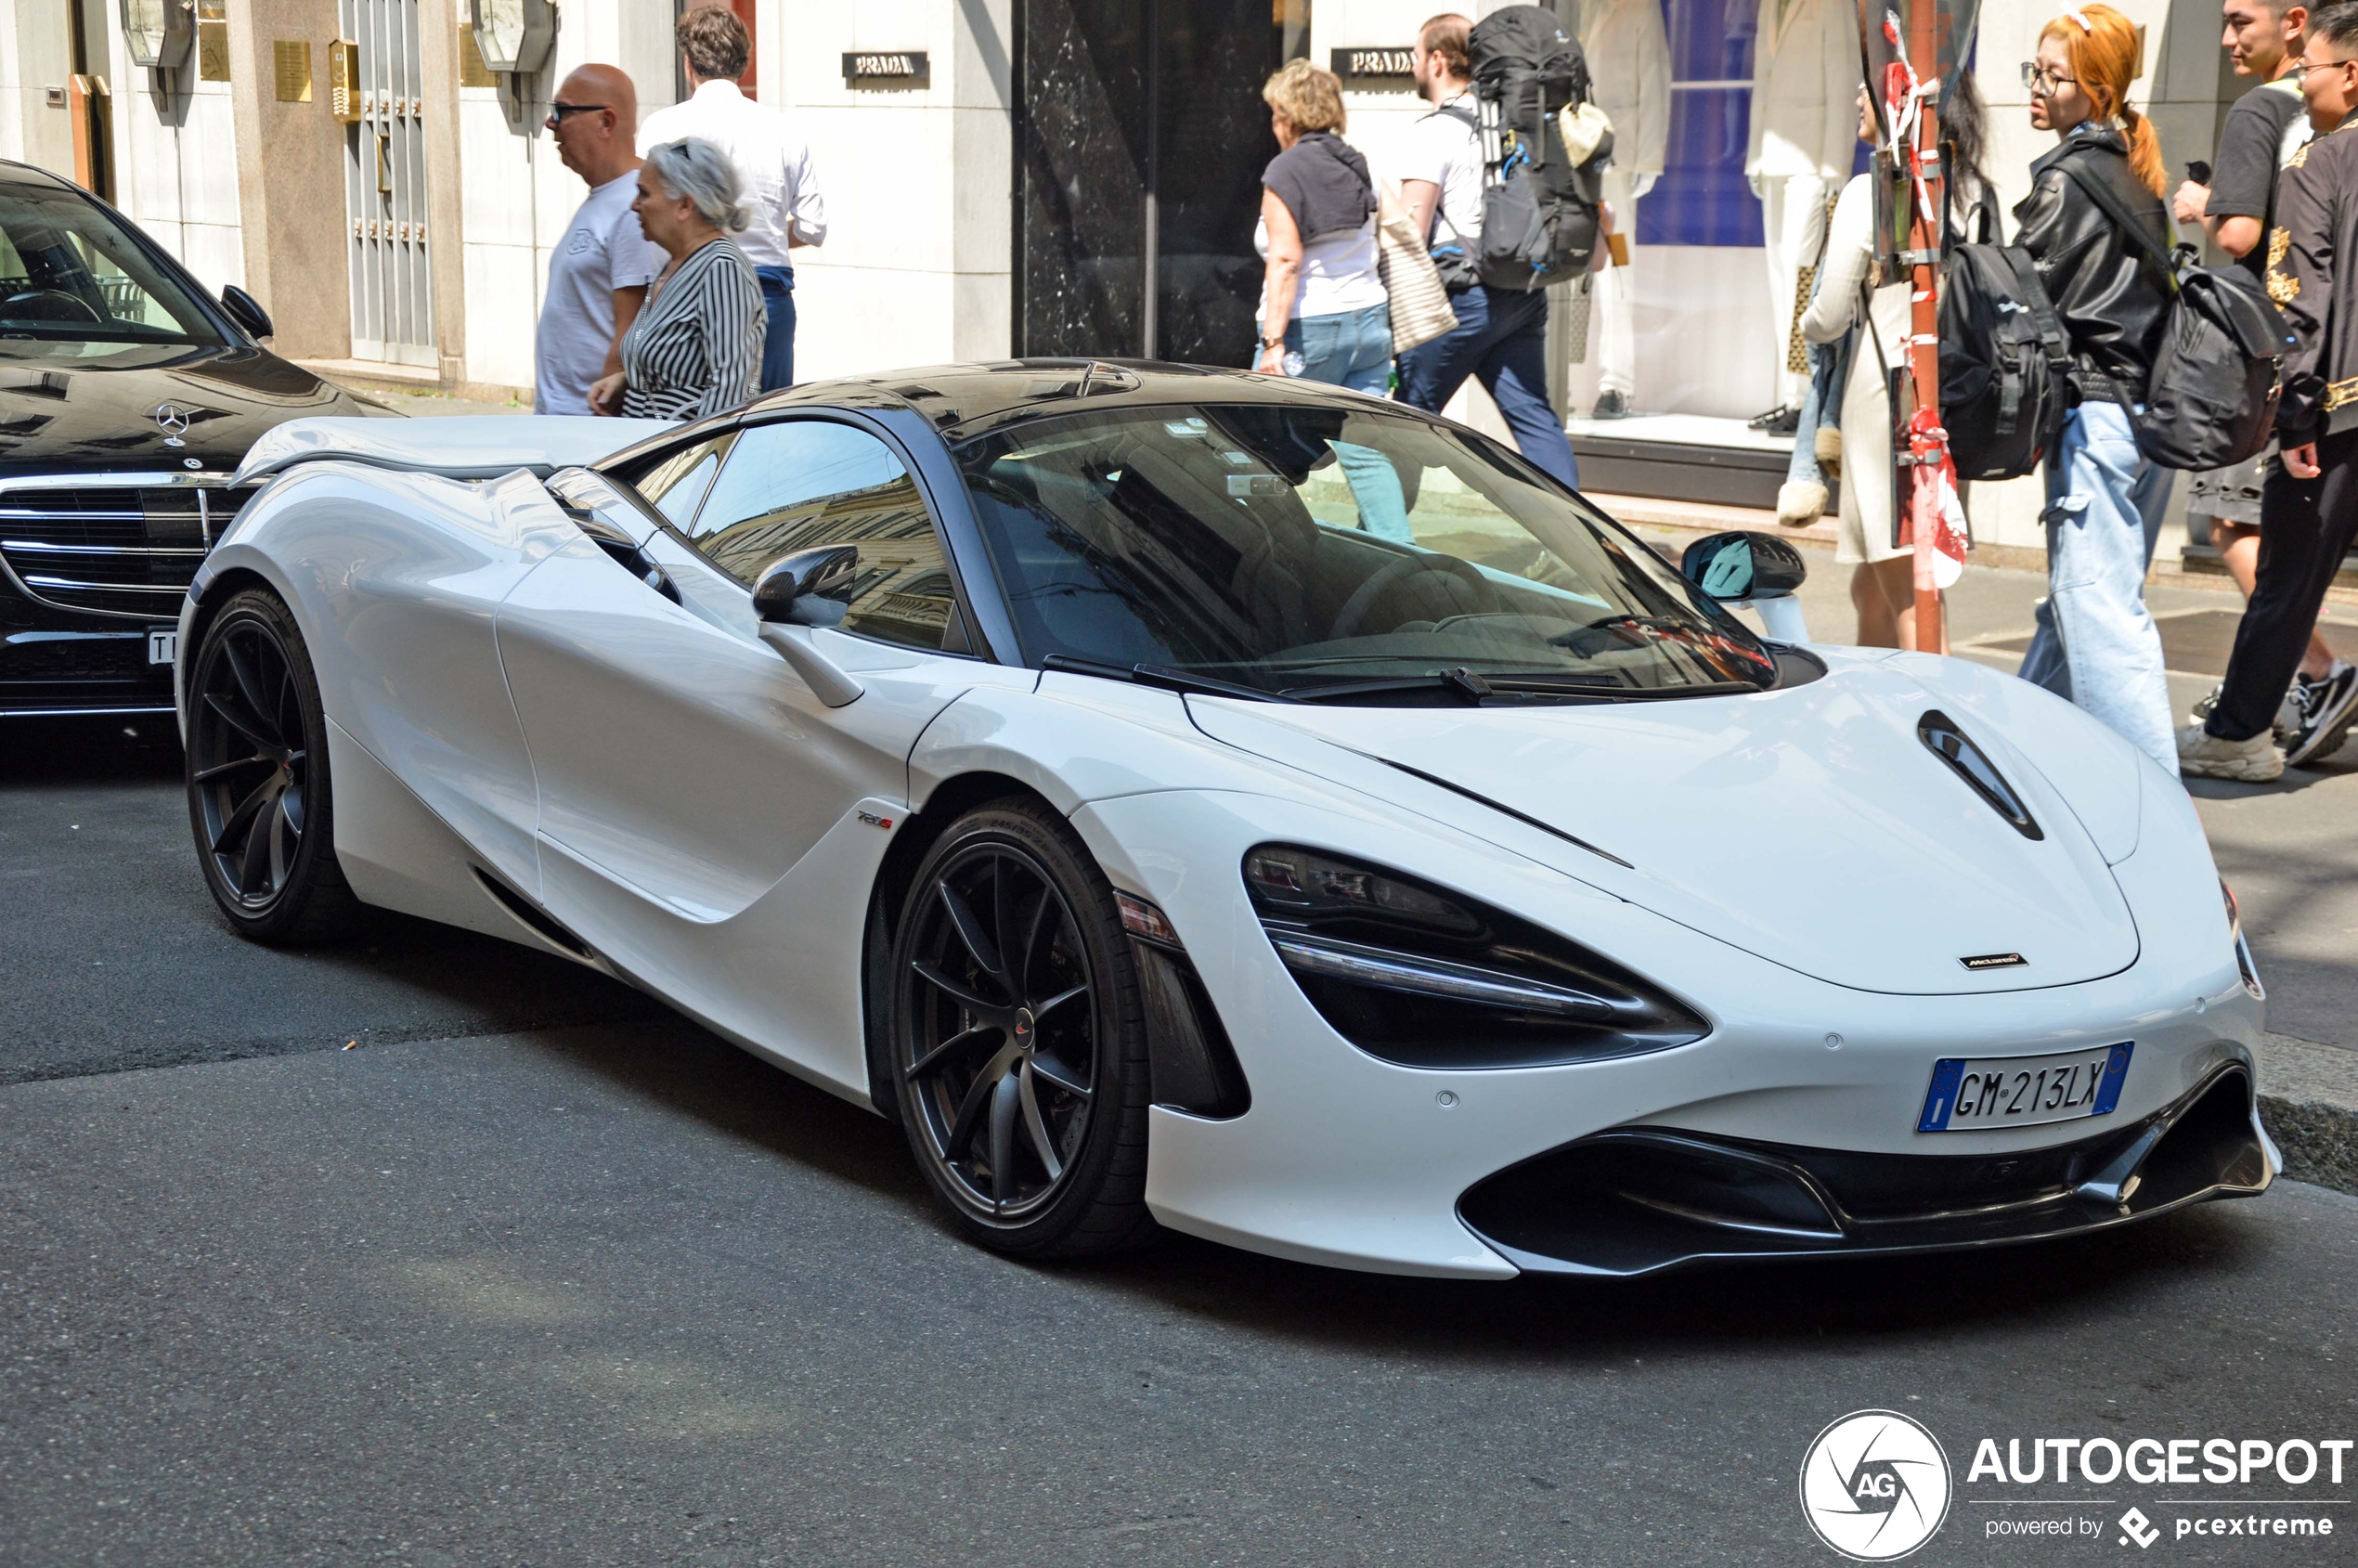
{"left": 2011, "top": 4, "right": 2181, "bottom": 773}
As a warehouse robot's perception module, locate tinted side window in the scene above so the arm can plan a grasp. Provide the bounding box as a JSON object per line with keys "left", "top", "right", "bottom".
{"left": 627, "top": 432, "right": 735, "bottom": 530}
{"left": 688, "top": 420, "right": 960, "bottom": 652}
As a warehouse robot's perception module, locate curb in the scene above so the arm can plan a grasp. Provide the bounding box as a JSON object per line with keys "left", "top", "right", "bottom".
{"left": 2255, "top": 1035, "right": 2358, "bottom": 1195}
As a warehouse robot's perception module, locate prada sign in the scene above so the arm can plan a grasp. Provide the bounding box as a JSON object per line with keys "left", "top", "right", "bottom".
{"left": 1330, "top": 47, "right": 1414, "bottom": 80}
{"left": 843, "top": 51, "right": 928, "bottom": 82}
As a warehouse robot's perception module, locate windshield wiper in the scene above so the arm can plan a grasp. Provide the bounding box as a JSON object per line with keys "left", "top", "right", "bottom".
{"left": 1286, "top": 668, "right": 1772, "bottom": 704}
{"left": 1039, "top": 654, "right": 1298, "bottom": 704}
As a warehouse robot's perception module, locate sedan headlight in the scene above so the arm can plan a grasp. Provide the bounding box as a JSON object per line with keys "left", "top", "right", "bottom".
{"left": 2222, "top": 879, "right": 2264, "bottom": 1001}
{"left": 1242, "top": 845, "right": 1708, "bottom": 1069}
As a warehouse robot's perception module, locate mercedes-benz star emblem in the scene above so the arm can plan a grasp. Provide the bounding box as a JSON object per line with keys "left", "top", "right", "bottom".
{"left": 153, "top": 402, "right": 190, "bottom": 447}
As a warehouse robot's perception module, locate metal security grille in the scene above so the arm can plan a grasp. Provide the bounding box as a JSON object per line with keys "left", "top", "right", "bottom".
{"left": 341, "top": 0, "right": 435, "bottom": 367}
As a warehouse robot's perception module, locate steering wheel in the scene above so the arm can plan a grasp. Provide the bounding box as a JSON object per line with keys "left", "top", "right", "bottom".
{"left": 0, "top": 289, "right": 102, "bottom": 324}
{"left": 1329, "top": 551, "right": 1499, "bottom": 641}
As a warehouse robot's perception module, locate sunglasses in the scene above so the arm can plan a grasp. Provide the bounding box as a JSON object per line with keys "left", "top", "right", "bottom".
{"left": 545, "top": 101, "right": 610, "bottom": 123}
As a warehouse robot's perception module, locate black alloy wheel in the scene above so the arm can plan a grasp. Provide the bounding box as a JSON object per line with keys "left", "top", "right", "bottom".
{"left": 891, "top": 800, "right": 1154, "bottom": 1257}
{"left": 185, "top": 588, "right": 364, "bottom": 944}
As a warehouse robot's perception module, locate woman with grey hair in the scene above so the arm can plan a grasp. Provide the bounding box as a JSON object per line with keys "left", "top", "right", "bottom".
{"left": 590, "top": 137, "right": 764, "bottom": 420}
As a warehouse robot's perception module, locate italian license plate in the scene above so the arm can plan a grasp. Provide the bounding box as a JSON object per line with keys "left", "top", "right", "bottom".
{"left": 1917, "top": 1043, "right": 2132, "bottom": 1133}
{"left": 147, "top": 629, "right": 176, "bottom": 666}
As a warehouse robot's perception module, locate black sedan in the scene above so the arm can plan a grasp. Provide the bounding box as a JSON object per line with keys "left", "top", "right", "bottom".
{"left": 0, "top": 157, "right": 384, "bottom": 719}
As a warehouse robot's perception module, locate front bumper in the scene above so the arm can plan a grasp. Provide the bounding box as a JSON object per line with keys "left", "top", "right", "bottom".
{"left": 1078, "top": 785, "right": 2269, "bottom": 1279}
{"left": 1458, "top": 1063, "right": 2272, "bottom": 1276}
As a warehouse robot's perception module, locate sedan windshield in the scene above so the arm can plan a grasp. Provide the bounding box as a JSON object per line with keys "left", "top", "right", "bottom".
{"left": 953, "top": 402, "right": 1777, "bottom": 700}
{"left": 0, "top": 182, "right": 223, "bottom": 348}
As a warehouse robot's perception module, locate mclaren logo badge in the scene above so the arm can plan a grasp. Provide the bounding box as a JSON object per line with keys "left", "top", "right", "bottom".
{"left": 1960, "top": 952, "right": 2028, "bottom": 970}
{"left": 153, "top": 402, "right": 191, "bottom": 447}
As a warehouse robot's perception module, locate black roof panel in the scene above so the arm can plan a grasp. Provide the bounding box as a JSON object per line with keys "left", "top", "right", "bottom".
{"left": 739, "top": 358, "right": 1403, "bottom": 442}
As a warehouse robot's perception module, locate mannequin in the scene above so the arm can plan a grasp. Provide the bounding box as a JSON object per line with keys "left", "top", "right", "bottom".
{"left": 1581, "top": 0, "right": 1671, "bottom": 418}
{"left": 1744, "top": 0, "right": 1860, "bottom": 427}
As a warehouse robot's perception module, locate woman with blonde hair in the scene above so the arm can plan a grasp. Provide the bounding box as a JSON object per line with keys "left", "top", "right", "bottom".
{"left": 2011, "top": 4, "right": 2180, "bottom": 771}
{"left": 1251, "top": 58, "right": 1391, "bottom": 392}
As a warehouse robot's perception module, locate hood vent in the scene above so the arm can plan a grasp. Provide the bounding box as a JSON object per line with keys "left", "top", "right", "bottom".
{"left": 1919, "top": 710, "right": 2043, "bottom": 841}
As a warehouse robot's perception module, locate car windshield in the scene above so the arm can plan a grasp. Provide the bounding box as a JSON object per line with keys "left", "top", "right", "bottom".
{"left": 953, "top": 402, "right": 1777, "bottom": 700}
{"left": 0, "top": 182, "right": 223, "bottom": 348}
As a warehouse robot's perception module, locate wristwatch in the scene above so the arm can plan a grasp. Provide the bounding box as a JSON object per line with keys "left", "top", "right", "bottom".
{"left": 1260, "top": 333, "right": 1284, "bottom": 350}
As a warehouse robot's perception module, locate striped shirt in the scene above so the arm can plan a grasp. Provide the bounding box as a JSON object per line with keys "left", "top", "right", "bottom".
{"left": 619, "top": 238, "right": 765, "bottom": 421}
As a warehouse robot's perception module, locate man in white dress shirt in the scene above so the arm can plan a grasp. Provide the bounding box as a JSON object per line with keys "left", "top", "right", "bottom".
{"left": 637, "top": 6, "right": 826, "bottom": 390}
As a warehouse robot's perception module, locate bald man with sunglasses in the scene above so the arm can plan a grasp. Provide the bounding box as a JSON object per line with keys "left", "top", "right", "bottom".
{"left": 535, "top": 64, "right": 666, "bottom": 416}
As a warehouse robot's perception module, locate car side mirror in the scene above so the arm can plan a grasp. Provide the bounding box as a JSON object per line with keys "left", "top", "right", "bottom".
{"left": 751, "top": 547, "right": 865, "bottom": 707}
{"left": 752, "top": 545, "right": 860, "bottom": 628}
{"left": 220, "top": 284, "right": 274, "bottom": 340}
{"left": 1679, "top": 529, "right": 1810, "bottom": 644}
{"left": 1680, "top": 530, "right": 1807, "bottom": 602}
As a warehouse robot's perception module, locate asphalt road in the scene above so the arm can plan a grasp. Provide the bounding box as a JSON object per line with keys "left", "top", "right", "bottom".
{"left": 6, "top": 567, "right": 2358, "bottom": 1566}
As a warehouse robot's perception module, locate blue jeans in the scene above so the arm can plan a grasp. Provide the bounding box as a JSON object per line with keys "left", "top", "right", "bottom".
{"left": 754, "top": 264, "right": 796, "bottom": 391}
{"left": 1397, "top": 284, "right": 1579, "bottom": 490}
{"left": 2017, "top": 400, "right": 2177, "bottom": 772}
{"left": 1288, "top": 303, "right": 1393, "bottom": 395}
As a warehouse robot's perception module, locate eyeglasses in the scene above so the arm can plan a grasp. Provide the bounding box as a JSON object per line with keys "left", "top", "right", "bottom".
{"left": 2300, "top": 58, "right": 2358, "bottom": 75}
{"left": 544, "top": 101, "right": 609, "bottom": 124}
{"left": 2019, "top": 62, "right": 2079, "bottom": 94}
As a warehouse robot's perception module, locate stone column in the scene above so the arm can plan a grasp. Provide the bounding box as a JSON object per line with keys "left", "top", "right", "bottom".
{"left": 224, "top": 0, "right": 350, "bottom": 361}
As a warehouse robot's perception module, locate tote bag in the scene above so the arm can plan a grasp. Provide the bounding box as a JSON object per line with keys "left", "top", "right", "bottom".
{"left": 1374, "top": 179, "right": 1458, "bottom": 356}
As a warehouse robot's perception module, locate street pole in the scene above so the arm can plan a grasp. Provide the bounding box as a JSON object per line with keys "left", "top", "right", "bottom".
{"left": 1903, "top": 0, "right": 1946, "bottom": 653}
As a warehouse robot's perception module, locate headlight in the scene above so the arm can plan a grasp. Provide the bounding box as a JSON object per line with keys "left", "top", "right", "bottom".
{"left": 1242, "top": 845, "right": 1708, "bottom": 1069}
{"left": 2222, "top": 880, "right": 2264, "bottom": 1001}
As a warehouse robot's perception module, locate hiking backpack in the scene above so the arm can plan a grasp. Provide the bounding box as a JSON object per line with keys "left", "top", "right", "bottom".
{"left": 1938, "top": 235, "right": 2075, "bottom": 482}
{"left": 2060, "top": 158, "right": 2290, "bottom": 471}
{"left": 1464, "top": 5, "right": 1607, "bottom": 290}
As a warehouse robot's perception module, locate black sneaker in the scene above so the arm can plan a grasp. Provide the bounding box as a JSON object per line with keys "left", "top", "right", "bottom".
{"left": 2285, "top": 661, "right": 2358, "bottom": 767}
{"left": 1746, "top": 403, "right": 1800, "bottom": 434}
{"left": 1590, "top": 389, "right": 1631, "bottom": 420}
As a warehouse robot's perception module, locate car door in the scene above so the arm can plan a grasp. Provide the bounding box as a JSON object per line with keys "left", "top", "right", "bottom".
{"left": 493, "top": 414, "right": 1030, "bottom": 1094}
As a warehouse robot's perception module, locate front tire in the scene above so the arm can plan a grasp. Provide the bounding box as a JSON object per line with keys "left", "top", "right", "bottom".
{"left": 889, "top": 799, "right": 1155, "bottom": 1258}
{"left": 185, "top": 588, "right": 366, "bottom": 945}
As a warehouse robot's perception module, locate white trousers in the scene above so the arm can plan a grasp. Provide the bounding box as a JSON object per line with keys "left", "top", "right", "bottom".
{"left": 1596, "top": 167, "right": 1637, "bottom": 397}
{"left": 1759, "top": 172, "right": 1831, "bottom": 409}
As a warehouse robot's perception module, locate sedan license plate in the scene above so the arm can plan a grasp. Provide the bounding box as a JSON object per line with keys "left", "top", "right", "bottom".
{"left": 147, "top": 629, "right": 177, "bottom": 667}
{"left": 1917, "top": 1043, "right": 2132, "bottom": 1133}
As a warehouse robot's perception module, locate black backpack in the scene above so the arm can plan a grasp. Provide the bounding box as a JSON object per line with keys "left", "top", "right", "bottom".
{"left": 1938, "top": 234, "right": 2075, "bottom": 481}
{"left": 1465, "top": 5, "right": 1605, "bottom": 290}
{"left": 2060, "top": 159, "right": 2289, "bottom": 470}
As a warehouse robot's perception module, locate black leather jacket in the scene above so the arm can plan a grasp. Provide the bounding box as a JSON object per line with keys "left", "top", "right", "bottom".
{"left": 2012, "top": 123, "right": 2173, "bottom": 405}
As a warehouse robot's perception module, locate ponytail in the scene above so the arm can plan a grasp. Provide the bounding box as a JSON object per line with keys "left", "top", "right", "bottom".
{"left": 2041, "top": 5, "right": 2166, "bottom": 195}
{"left": 2120, "top": 105, "right": 2166, "bottom": 197}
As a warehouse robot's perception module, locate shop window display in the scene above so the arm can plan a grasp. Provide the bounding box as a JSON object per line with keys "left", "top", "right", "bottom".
{"left": 1640, "top": 0, "right": 1762, "bottom": 248}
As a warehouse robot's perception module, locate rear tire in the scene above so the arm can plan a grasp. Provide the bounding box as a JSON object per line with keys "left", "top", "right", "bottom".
{"left": 185, "top": 588, "right": 368, "bottom": 945}
{"left": 888, "top": 798, "right": 1156, "bottom": 1259}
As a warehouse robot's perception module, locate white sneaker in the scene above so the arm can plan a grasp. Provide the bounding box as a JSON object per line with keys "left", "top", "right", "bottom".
{"left": 2176, "top": 723, "right": 2286, "bottom": 782}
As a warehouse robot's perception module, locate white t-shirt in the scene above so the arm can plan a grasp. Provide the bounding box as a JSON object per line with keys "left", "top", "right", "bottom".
{"left": 1254, "top": 214, "right": 1387, "bottom": 320}
{"left": 639, "top": 80, "right": 826, "bottom": 269}
{"left": 1395, "top": 92, "right": 1484, "bottom": 249}
{"left": 535, "top": 172, "right": 665, "bottom": 416}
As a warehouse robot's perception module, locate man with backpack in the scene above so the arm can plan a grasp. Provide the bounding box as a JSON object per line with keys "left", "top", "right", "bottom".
{"left": 1395, "top": 11, "right": 1583, "bottom": 490}
{"left": 2172, "top": 0, "right": 2357, "bottom": 770}
{"left": 2186, "top": 0, "right": 2358, "bottom": 777}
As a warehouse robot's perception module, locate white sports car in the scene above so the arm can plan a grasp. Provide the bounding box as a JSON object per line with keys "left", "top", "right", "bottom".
{"left": 175, "top": 364, "right": 2274, "bottom": 1277}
